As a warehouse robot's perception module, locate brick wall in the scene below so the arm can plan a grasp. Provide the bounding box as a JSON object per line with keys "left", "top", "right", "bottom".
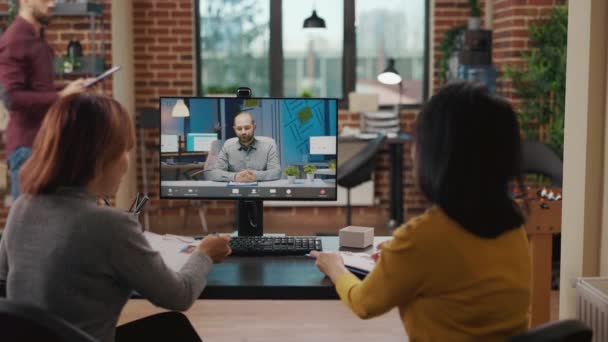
{"left": 433, "top": 0, "right": 564, "bottom": 98}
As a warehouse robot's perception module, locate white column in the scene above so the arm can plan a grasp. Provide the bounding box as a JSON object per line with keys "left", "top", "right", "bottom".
{"left": 560, "top": 0, "right": 608, "bottom": 318}
{"left": 111, "top": 0, "right": 137, "bottom": 209}
{"left": 485, "top": 0, "right": 493, "bottom": 30}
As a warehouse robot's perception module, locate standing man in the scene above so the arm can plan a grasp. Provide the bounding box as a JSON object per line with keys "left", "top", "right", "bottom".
{"left": 0, "top": 0, "right": 89, "bottom": 199}
{"left": 207, "top": 112, "right": 282, "bottom": 182}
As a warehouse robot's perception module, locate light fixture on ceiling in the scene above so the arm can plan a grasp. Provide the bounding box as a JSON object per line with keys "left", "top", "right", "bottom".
{"left": 303, "top": 9, "right": 326, "bottom": 29}
{"left": 171, "top": 99, "right": 190, "bottom": 117}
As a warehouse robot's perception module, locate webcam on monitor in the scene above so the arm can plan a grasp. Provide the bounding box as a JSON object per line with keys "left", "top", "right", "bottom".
{"left": 236, "top": 87, "right": 252, "bottom": 98}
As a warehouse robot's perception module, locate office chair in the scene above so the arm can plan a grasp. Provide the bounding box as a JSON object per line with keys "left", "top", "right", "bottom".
{"left": 337, "top": 134, "right": 387, "bottom": 226}
{"left": 0, "top": 299, "right": 97, "bottom": 342}
{"left": 510, "top": 319, "right": 593, "bottom": 342}
{"left": 521, "top": 139, "right": 563, "bottom": 187}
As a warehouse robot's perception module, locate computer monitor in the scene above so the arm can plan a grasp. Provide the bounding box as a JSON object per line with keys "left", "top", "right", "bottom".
{"left": 159, "top": 96, "right": 339, "bottom": 235}
{"left": 160, "top": 134, "right": 179, "bottom": 153}
{"left": 187, "top": 133, "right": 218, "bottom": 152}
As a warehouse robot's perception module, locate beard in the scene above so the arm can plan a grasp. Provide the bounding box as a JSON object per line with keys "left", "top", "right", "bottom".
{"left": 33, "top": 9, "right": 52, "bottom": 26}
{"left": 239, "top": 135, "right": 253, "bottom": 144}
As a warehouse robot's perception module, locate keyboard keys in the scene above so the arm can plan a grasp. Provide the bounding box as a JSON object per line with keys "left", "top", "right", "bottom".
{"left": 229, "top": 236, "right": 323, "bottom": 256}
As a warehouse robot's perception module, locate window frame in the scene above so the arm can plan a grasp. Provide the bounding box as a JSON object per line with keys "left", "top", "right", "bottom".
{"left": 194, "top": 0, "right": 430, "bottom": 108}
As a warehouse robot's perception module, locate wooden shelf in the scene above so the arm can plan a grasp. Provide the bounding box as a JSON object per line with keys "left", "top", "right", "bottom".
{"left": 53, "top": 2, "right": 103, "bottom": 16}
{"left": 55, "top": 56, "right": 105, "bottom": 76}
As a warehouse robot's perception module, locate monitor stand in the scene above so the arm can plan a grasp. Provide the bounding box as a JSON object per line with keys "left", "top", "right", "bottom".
{"left": 236, "top": 199, "right": 263, "bottom": 236}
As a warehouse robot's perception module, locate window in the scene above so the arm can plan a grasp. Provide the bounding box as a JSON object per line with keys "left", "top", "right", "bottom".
{"left": 355, "top": 0, "right": 426, "bottom": 105}
{"left": 196, "top": 0, "right": 428, "bottom": 105}
{"left": 282, "top": 1, "right": 343, "bottom": 98}
{"left": 198, "top": 0, "right": 270, "bottom": 96}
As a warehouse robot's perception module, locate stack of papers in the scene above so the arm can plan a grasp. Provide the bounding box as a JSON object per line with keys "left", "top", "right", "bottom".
{"left": 228, "top": 181, "right": 258, "bottom": 186}
{"left": 144, "top": 232, "right": 199, "bottom": 272}
{"left": 340, "top": 251, "right": 376, "bottom": 276}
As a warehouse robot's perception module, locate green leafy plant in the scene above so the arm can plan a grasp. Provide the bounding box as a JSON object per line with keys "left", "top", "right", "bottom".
{"left": 437, "top": 26, "right": 465, "bottom": 85}
{"left": 468, "top": 0, "right": 481, "bottom": 17}
{"left": 328, "top": 160, "right": 336, "bottom": 170}
{"left": 300, "top": 88, "right": 313, "bottom": 98}
{"left": 8, "top": 0, "right": 18, "bottom": 24}
{"left": 303, "top": 164, "right": 317, "bottom": 174}
{"left": 283, "top": 165, "right": 299, "bottom": 177}
{"left": 504, "top": 6, "right": 567, "bottom": 159}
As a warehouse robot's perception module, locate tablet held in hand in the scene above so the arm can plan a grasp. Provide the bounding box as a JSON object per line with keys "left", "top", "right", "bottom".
{"left": 84, "top": 66, "right": 121, "bottom": 87}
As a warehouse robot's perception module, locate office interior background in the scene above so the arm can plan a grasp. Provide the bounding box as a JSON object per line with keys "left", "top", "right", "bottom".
{"left": 5, "top": 0, "right": 608, "bottom": 336}
{"left": 0, "top": 0, "right": 567, "bottom": 235}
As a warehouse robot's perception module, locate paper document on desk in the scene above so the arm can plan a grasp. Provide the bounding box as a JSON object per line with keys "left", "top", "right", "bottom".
{"left": 144, "top": 232, "right": 198, "bottom": 272}
{"left": 340, "top": 251, "right": 376, "bottom": 275}
{"left": 228, "top": 181, "right": 258, "bottom": 186}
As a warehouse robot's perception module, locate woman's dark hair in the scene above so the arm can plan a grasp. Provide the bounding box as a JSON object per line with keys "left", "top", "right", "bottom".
{"left": 415, "top": 81, "right": 525, "bottom": 238}
{"left": 20, "top": 93, "right": 134, "bottom": 195}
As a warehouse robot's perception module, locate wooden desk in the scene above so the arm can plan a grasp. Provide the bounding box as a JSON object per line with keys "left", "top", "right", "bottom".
{"left": 160, "top": 163, "right": 205, "bottom": 180}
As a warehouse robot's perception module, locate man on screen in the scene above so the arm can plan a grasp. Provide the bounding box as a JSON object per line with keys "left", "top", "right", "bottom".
{"left": 207, "top": 112, "right": 281, "bottom": 182}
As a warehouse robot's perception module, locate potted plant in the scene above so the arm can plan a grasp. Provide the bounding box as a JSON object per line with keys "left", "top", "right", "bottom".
{"left": 303, "top": 164, "right": 317, "bottom": 182}
{"left": 504, "top": 7, "right": 567, "bottom": 160}
{"left": 468, "top": 0, "right": 481, "bottom": 29}
{"left": 284, "top": 165, "right": 299, "bottom": 184}
{"left": 328, "top": 159, "right": 336, "bottom": 171}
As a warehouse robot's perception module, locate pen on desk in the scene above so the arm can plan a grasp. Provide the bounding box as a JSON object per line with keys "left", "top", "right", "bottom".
{"left": 103, "top": 197, "right": 111, "bottom": 206}
{"left": 128, "top": 192, "right": 139, "bottom": 212}
{"left": 134, "top": 196, "right": 149, "bottom": 215}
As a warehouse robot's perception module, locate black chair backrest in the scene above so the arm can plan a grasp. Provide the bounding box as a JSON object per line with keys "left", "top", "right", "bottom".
{"left": 337, "top": 134, "right": 387, "bottom": 188}
{"left": 0, "top": 299, "right": 97, "bottom": 342}
{"left": 510, "top": 319, "right": 593, "bottom": 342}
{"left": 138, "top": 107, "right": 160, "bottom": 129}
{"left": 521, "top": 139, "right": 563, "bottom": 186}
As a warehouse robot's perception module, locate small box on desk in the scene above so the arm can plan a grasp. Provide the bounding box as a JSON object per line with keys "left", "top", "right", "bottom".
{"left": 339, "top": 226, "right": 374, "bottom": 248}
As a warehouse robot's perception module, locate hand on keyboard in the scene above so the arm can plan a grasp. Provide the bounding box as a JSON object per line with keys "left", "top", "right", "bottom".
{"left": 199, "top": 235, "right": 232, "bottom": 262}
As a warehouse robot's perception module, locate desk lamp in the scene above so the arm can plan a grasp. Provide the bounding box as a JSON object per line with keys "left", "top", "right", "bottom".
{"left": 377, "top": 58, "right": 404, "bottom": 119}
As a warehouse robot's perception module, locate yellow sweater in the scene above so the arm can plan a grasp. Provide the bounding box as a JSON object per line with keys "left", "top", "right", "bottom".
{"left": 335, "top": 207, "right": 531, "bottom": 341}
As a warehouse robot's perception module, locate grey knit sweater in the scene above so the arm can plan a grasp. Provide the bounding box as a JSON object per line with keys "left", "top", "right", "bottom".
{"left": 0, "top": 188, "right": 213, "bottom": 342}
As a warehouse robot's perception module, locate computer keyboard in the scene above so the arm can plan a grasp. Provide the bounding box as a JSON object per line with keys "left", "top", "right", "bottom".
{"left": 229, "top": 236, "right": 323, "bottom": 256}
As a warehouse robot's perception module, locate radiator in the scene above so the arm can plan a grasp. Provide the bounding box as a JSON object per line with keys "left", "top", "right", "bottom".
{"left": 576, "top": 277, "right": 608, "bottom": 342}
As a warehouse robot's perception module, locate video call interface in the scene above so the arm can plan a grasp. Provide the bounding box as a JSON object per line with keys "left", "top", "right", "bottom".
{"left": 160, "top": 97, "right": 338, "bottom": 200}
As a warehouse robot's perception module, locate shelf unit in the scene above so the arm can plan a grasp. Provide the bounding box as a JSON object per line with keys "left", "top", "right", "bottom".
{"left": 0, "top": 2, "right": 106, "bottom": 76}
{"left": 53, "top": 2, "right": 105, "bottom": 76}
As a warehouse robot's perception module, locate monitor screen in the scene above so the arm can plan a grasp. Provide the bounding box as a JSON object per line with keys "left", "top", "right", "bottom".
{"left": 160, "top": 134, "right": 179, "bottom": 153}
{"left": 159, "top": 97, "right": 338, "bottom": 200}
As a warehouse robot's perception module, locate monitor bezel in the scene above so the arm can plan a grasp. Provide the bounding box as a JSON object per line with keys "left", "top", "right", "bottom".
{"left": 158, "top": 96, "right": 340, "bottom": 201}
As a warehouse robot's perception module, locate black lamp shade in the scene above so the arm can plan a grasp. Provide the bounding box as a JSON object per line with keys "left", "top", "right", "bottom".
{"left": 303, "top": 10, "right": 326, "bottom": 28}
